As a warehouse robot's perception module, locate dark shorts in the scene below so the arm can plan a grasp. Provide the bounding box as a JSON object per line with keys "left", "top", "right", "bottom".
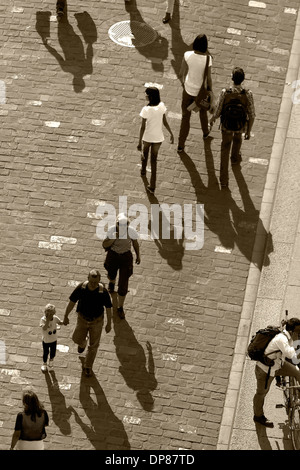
{"left": 104, "top": 250, "right": 133, "bottom": 296}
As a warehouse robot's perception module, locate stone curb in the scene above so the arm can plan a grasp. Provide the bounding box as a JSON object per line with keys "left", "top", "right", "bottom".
{"left": 216, "top": 8, "right": 300, "bottom": 450}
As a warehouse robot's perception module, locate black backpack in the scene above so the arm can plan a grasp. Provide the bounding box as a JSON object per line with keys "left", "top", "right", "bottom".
{"left": 247, "top": 326, "right": 281, "bottom": 366}
{"left": 221, "top": 88, "right": 248, "bottom": 131}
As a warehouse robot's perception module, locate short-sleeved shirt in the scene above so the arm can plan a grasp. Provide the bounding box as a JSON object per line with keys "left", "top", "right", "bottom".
{"left": 106, "top": 225, "right": 139, "bottom": 254}
{"left": 69, "top": 282, "right": 112, "bottom": 320}
{"left": 40, "top": 315, "right": 62, "bottom": 344}
{"left": 257, "top": 330, "right": 297, "bottom": 377}
{"left": 140, "top": 102, "right": 167, "bottom": 143}
{"left": 15, "top": 411, "right": 49, "bottom": 441}
{"left": 184, "top": 51, "right": 212, "bottom": 96}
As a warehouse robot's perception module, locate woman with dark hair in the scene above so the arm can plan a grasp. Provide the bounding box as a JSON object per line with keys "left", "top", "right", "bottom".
{"left": 10, "top": 389, "right": 49, "bottom": 450}
{"left": 138, "top": 87, "right": 174, "bottom": 194}
{"left": 177, "top": 34, "right": 213, "bottom": 152}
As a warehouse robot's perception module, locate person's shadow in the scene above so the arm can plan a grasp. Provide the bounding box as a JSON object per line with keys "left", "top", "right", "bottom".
{"left": 70, "top": 362, "right": 131, "bottom": 450}
{"left": 125, "top": 0, "right": 168, "bottom": 73}
{"left": 168, "top": 0, "right": 192, "bottom": 80}
{"left": 113, "top": 315, "right": 157, "bottom": 411}
{"left": 36, "top": 9, "right": 97, "bottom": 93}
{"left": 141, "top": 176, "right": 185, "bottom": 270}
{"left": 44, "top": 370, "right": 72, "bottom": 435}
{"left": 179, "top": 138, "right": 273, "bottom": 267}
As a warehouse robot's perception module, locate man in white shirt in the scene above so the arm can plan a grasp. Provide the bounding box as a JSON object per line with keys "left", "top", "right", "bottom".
{"left": 177, "top": 34, "right": 213, "bottom": 153}
{"left": 253, "top": 318, "right": 300, "bottom": 427}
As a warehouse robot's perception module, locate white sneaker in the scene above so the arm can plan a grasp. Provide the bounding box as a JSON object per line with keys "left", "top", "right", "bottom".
{"left": 41, "top": 363, "right": 47, "bottom": 372}
{"left": 48, "top": 360, "right": 54, "bottom": 370}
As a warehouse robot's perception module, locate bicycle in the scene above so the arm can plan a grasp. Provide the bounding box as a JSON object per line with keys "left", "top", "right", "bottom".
{"left": 275, "top": 311, "right": 300, "bottom": 449}
{"left": 276, "top": 374, "right": 300, "bottom": 449}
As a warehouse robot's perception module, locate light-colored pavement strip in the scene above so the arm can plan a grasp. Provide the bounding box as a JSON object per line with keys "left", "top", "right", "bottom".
{"left": 217, "top": 6, "right": 300, "bottom": 450}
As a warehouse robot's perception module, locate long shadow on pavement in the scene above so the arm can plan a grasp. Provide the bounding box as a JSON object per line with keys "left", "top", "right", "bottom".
{"left": 113, "top": 314, "right": 157, "bottom": 412}
{"left": 36, "top": 9, "right": 97, "bottom": 93}
{"left": 44, "top": 369, "right": 72, "bottom": 436}
{"left": 125, "top": 0, "right": 168, "bottom": 73}
{"left": 168, "top": 0, "right": 192, "bottom": 79}
{"left": 70, "top": 365, "right": 131, "bottom": 450}
{"left": 142, "top": 175, "right": 185, "bottom": 271}
{"left": 179, "top": 138, "right": 273, "bottom": 268}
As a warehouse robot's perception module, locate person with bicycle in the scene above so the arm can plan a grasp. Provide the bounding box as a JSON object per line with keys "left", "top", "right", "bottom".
{"left": 253, "top": 318, "right": 300, "bottom": 427}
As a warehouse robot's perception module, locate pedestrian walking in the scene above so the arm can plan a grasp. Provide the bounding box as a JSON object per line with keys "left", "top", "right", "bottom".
{"left": 210, "top": 67, "right": 255, "bottom": 188}
{"left": 137, "top": 86, "right": 174, "bottom": 194}
{"left": 102, "top": 213, "right": 141, "bottom": 319}
{"left": 162, "top": 0, "right": 175, "bottom": 23}
{"left": 252, "top": 318, "right": 300, "bottom": 428}
{"left": 63, "top": 269, "right": 112, "bottom": 377}
{"left": 40, "top": 303, "right": 64, "bottom": 372}
{"left": 10, "top": 388, "right": 49, "bottom": 450}
{"left": 177, "top": 34, "right": 213, "bottom": 153}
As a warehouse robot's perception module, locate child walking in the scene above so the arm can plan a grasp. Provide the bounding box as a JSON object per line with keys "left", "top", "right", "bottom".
{"left": 138, "top": 87, "right": 174, "bottom": 194}
{"left": 40, "top": 304, "right": 63, "bottom": 372}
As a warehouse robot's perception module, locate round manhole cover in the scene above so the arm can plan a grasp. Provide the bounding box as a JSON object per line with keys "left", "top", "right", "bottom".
{"left": 108, "top": 20, "right": 158, "bottom": 48}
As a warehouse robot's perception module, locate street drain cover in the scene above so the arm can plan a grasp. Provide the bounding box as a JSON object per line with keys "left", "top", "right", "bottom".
{"left": 108, "top": 20, "right": 158, "bottom": 48}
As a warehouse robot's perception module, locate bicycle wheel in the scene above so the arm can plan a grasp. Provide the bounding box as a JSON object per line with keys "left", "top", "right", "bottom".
{"left": 281, "top": 376, "right": 291, "bottom": 414}
{"left": 289, "top": 377, "right": 300, "bottom": 450}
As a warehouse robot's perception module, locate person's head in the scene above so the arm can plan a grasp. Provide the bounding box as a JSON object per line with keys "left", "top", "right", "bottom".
{"left": 193, "top": 34, "right": 208, "bottom": 53}
{"left": 44, "top": 303, "right": 56, "bottom": 321}
{"left": 22, "top": 388, "right": 44, "bottom": 420}
{"left": 87, "top": 269, "right": 101, "bottom": 290}
{"left": 285, "top": 318, "right": 300, "bottom": 334}
{"left": 116, "top": 213, "right": 129, "bottom": 227}
{"left": 145, "top": 87, "right": 161, "bottom": 106}
{"left": 232, "top": 67, "right": 245, "bottom": 85}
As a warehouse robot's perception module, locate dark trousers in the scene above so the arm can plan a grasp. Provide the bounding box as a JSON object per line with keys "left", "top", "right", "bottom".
{"left": 253, "top": 362, "right": 300, "bottom": 417}
{"left": 104, "top": 250, "right": 133, "bottom": 296}
{"left": 141, "top": 141, "right": 162, "bottom": 190}
{"left": 219, "top": 131, "right": 242, "bottom": 186}
{"left": 178, "top": 88, "right": 209, "bottom": 148}
{"left": 42, "top": 341, "right": 57, "bottom": 363}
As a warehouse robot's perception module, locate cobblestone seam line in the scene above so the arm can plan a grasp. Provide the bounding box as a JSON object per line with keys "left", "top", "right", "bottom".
{"left": 216, "top": 7, "right": 300, "bottom": 450}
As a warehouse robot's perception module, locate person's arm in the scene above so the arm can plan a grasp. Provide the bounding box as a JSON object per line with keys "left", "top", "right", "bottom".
{"left": 102, "top": 236, "right": 116, "bottom": 250}
{"left": 10, "top": 414, "right": 22, "bottom": 450}
{"left": 105, "top": 307, "right": 112, "bottom": 333}
{"left": 10, "top": 430, "right": 21, "bottom": 450}
{"left": 210, "top": 90, "right": 225, "bottom": 126}
{"left": 102, "top": 226, "right": 117, "bottom": 250}
{"left": 245, "top": 117, "right": 255, "bottom": 140}
{"left": 179, "top": 57, "right": 188, "bottom": 85}
{"left": 137, "top": 118, "right": 146, "bottom": 151}
{"left": 132, "top": 239, "right": 140, "bottom": 264}
{"left": 245, "top": 91, "right": 255, "bottom": 140}
{"left": 40, "top": 317, "right": 50, "bottom": 331}
{"left": 163, "top": 114, "right": 174, "bottom": 143}
{"left": 207, "top": 65, "right": 212, "bottom": 92}
{"left": 63, "top": 300, "right": 76, "bottom": 325}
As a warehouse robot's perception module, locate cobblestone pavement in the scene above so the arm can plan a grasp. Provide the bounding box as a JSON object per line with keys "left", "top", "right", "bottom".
{"left": 0, "top": 0, "right": 299, "bottom": 451}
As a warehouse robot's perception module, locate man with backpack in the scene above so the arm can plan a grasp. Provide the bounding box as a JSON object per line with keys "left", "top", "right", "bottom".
{"left": 250, "top": 318, "right": 300, "bottom": 427}
{"left": 63, "top": 269, "right": 112, "bottom": 377}
{"left": 210, "top": 67, "right": 255, "bottom": 188}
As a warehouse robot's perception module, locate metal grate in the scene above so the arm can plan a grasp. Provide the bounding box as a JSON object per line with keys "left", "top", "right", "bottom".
{"left": 108, "top": 20, "right": 158, "bottom": 48}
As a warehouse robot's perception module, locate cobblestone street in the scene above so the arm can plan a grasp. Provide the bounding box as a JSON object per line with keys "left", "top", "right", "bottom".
{"left": 0, "top": 0, "right": 299, "bottom": 451}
